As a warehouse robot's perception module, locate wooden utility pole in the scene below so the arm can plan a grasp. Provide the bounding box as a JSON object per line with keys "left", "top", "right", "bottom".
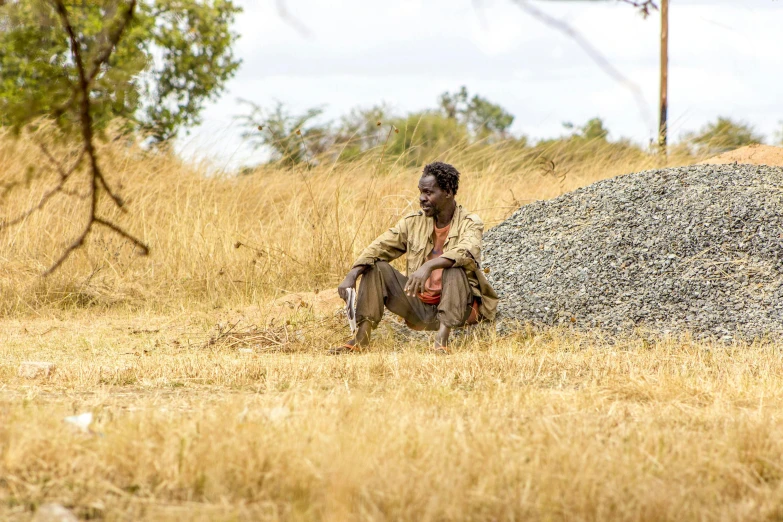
{"left": 658, "top": 0, "right": 669, "bottom": 153}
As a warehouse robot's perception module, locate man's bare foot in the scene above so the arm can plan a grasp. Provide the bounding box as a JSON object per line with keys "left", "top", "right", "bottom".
{"left": 434, "top": 324, "right": 451, "bottom": 347}
{"left": 431, "top": 324, "right": 451, "bottom": 354}
{"left": 327, "top": 340, "right": 361, "bottom": 355}
{"left": 327, "top": 322, "right": 373, "bottom": 355}
{"left": 429, "top": 345, "right": 450, "bottom": 355}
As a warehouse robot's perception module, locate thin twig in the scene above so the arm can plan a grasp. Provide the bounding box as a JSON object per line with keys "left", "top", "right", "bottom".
{"left": 39, "top": 143, "right": 86, "bottom": 182}
{"left": 234, "top": 240, "right": 306, "bottom": 267}
{"left": 38, "top": 0, "right": 149, "bottom": 275}
{"left": 618, "top": 0, "right": 658, "bottom": 18}
{"left": 43, "top": 221, "right": 92, "bottom": 276}
{"left": 86, "top": 0, "right": 138, "bottom": 84}
{"left": 94, "top": 217, "right": 149, "bottom": 254}
{"left": 510, "top": 0, "right": 654, "bottom": 132}
{"left": 0, "top": 145, "right": 86, "bottom": 230}
{"left": 275, "top": 0, "right": 312, "bottom": 38}
{"left": 95, "top": 171, "right": 126, "bottom": 210}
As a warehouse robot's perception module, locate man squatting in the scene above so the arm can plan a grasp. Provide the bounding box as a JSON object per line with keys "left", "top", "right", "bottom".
{"left": 333, "top": 162, "right": 498, "bottom": 354}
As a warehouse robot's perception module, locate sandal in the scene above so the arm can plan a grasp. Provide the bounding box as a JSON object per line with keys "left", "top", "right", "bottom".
{"left": 327, "top": 343, "right": 361, "bottom": 355}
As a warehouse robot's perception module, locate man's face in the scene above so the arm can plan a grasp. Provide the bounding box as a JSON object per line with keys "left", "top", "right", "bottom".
{"left": 418, "top": 175, "right": 452, "bottom": 217}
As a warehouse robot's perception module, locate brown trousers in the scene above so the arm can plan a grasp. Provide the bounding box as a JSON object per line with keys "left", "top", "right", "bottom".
{"left": 356, "top": 261, "right": 475, "bottom": 331}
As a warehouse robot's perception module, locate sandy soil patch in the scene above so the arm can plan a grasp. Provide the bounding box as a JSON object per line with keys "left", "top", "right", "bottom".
{"left": 699, "top": 143, "right": 783, "bottom": 167}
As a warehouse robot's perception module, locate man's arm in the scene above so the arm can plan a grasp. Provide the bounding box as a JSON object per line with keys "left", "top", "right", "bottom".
{"left": 351, "top": 217, "right": 410, "bottom": 268}
{"left": 439, "top": 215, "right": 483, "bottom": 271}
{"left": 337, "top": 216, "right": 410, "bottom": 299}
{"left": 338, "top": 265, "right": 367, "bottom": 300}
{"left": 404, "top": 257, "right": 454, "bottom": 297}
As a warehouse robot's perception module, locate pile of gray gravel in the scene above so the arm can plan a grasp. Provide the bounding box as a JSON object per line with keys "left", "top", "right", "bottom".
{"left": 483, "top": 164, "right": 783, "bottom": 340}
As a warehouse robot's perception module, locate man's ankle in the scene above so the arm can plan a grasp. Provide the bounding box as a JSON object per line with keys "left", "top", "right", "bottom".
{"left": 355, "top": 322, "right": 372, "bottom": 346}
{"left": 435, "top": 326, "right": 451, "bottom": 347}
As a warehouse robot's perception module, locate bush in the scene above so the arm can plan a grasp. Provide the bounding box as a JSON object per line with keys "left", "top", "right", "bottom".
{"left": 683, "top": 117, "right": 764, "bottom": 155}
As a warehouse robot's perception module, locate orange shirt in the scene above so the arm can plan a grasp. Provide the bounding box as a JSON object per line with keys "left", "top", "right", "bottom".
{"left": 411, "top": 222, "right": 480, "bottom": 327}
{"left": 418, "top": 224, "right": 450, "bottom": 305}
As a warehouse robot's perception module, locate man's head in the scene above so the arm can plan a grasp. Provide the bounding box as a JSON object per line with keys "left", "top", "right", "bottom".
{"left": 418, "top": 162, "right": 459, "bottom": 218}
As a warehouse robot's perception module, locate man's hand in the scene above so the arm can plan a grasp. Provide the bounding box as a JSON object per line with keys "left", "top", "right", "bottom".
{"left": 405, "top": 265, "right": 432, "bottom": 297}
{"left": 338, "top": 266, "right": 366, "bottom": 300}
{"left": 405, "top": 257, "right": 455, "bottom": 297}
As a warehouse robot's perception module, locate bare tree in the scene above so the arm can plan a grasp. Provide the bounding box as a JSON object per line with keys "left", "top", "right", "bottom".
{"left": 0, "top": 0, "right": 149, "bottom": 274}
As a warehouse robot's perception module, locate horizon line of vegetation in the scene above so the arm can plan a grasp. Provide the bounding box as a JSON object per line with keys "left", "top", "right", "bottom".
{"left": 233, "top": 86, "right": 775, "bottom": 173}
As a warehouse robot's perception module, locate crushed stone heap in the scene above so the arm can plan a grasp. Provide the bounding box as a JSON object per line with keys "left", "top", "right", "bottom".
{"left": 483, "top": 164, "right": 783, "bottom": 340}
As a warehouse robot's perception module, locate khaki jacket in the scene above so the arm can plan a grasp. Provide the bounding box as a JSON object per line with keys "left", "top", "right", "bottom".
{"left": 353, "top": 204, "right": 498, "bottom": 320}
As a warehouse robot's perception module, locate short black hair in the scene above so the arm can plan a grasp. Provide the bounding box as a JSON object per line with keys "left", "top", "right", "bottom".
{"left": 422, "top": 161, "right": 460, "bottom": 195}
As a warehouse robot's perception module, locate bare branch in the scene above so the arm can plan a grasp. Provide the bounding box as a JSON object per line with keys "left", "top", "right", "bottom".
{"left": 618, "top": 0, "right": 658, "bottom": 18}
{"left": 0, "top": 1, "right": 148, "bottom": 277}
{"left": 42, "top": 0, "right": 147, "bottom": 274}
{"left": 0, "top": 146, "right": 85, "bottom": 231}
{"left": 94, "top": 217, "right": 149, "bottom": 254}
{"left": 510, "top": 0, "right": 654, "bottom": 131}
{"left": 49, "top": 1, "right": 136, "bottom": 120}
{"left": 42, "top": 222, "right": 91, "bottom": 276}
{"left": 86, "top": 0, "right": 138, "bottom": 84}
{"left": 95, "top": 171, "right": 126, "bottom": 210}
{"left": 39, "top": 143, "right": 85, "bottom": 182}
{"left": 275, "top": 0, "right": 312, "bottom": 38}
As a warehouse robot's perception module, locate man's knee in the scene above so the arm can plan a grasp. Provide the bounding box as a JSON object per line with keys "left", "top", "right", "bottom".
{"left": 442, "top": 266, "right": 469, "bottom": 287}
{"left": 363, "top": 261, "right": 388, "bottom": 273}
{"left": 439, "top": 268, "right": 472, "bottom": 326}
{"left": 358, "top": 262, "right": 395, "bottom": 300}
{"left": 364, "top": 261, "right": 398, "bottom": 282}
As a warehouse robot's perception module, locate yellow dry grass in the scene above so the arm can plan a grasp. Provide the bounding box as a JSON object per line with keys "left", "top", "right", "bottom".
{"left": 0, "top": 125, "right": 684, "bottom": 315}
{"left": 4, "top": 317, "right": 783, "bottom": 521}
{"left": 5, "top": 128, "right": 779, "bottom": 521}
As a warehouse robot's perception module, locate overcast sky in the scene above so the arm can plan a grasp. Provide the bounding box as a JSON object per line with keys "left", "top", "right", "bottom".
{"left": 176, "top": 0, "right": 783, "bottom": 169}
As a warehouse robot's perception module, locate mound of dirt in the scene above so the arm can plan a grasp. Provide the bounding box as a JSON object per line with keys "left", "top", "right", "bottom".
{"left": 699, "top": 144, "right": 783, "bottom": 167}
{"left": 483, "top": 164, "right": 783, "bottom": 340}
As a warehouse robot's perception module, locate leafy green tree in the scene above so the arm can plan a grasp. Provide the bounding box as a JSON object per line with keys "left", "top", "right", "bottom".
{"left": 579, "top": 118, "right": 609, "bottom": 141}
{"left": 387, "top": 111, "right": 469, "bottom": 165}
{"left": 438, "top": 86, "right": 469, "bottom": 120}
{"left": 466, "top": 95, "right": 515, "bottom": 139}
{"left": 684, "top": 117, "right": 764, "bottom": 154}
{"left": 534, "top": 117, "right": 644, "bottom": 171}
{"left": 560, "top": 117, "right": 609, "bottom": 141}
{"left": 332, "top": 105, "right": 391, "bottom": 161}
{"left": 238, "top": 88, "right": 514, "bottom": 167}
{"left": 237, "top": 100, "right": 330, "bottom": 166}
{"left": 438, "top": 86, "right": 514, "bottom": 139}
{"left": 0, "top": 0, "right": 241, "bottom": 142}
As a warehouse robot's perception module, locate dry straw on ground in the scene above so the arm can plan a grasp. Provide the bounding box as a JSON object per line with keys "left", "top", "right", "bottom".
{"left": 5, "top": 129, "right": 780, "bottom": 521}
{"left": 4, "top": 314, "right": 783, "bottom": 521}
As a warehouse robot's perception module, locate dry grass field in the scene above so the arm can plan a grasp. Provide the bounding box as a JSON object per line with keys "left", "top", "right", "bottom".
{"left": 4, "top": 128, "right": 783, "bottom": 521}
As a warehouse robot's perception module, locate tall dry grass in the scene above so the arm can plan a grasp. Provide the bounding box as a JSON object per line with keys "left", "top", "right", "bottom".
{"left": 0, "top": 126, "right": 694, "bottom": 316}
